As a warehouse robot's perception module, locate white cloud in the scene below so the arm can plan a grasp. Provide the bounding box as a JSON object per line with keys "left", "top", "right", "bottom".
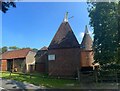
{"left": 80, "top": 32, "right": 84, "bottom": 39}
{"left": 79, "top": 30, "right": 93, "bottom": 40}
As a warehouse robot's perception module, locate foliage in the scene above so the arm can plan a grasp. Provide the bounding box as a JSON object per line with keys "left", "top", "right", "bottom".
{"left": 0, "top": 48, "right": 2, "bottom": 54}
{"left": 9, "top": 46, "right": 20, "bottom": 51}
{"left": 32, "top": 48, "right": 38, "bottom": 52}
{"left": 0, "top": 46, "right": 38, "bottom": 53}
{"left": 118, "top": 2, "right": 120, "bottom": 64}
{"left": 88, "top": 2, "right": 119, "bottom": 69}
{"left": 0, "top": 0, "right": 16, "bottom": 13}
{"left": 1, "top": 46, "right": 8, "bottom": 53}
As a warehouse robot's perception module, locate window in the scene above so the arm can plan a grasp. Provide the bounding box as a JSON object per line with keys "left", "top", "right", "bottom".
{"left": 48, "top": 54, "right": 55, "bottom": 61}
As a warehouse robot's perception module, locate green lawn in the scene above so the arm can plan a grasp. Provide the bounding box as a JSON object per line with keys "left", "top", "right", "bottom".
{"left": 0, "top": 72, "right": 80, "bottom": 88}
{"left": 1, "top": 72, "right": 119, "bottom": 89}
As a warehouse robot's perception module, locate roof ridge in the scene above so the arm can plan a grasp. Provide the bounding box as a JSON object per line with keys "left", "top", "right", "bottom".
{"left": 7, "top": 48, "right": 30, "bottom": 52}
{"left": 1, "top": 48, "right": 31, "bottom": 59}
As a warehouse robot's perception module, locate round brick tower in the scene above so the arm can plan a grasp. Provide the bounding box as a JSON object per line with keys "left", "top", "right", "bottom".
{"left": 80, "top": 25, "right": 95, "bottom": 72}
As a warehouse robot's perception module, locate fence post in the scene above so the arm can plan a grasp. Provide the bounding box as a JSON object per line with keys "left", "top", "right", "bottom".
{"left": 115, "top": 71, "right": 118, "bottom": 85}
{"left": 94, "top": 69, "right": 98, "bottom": 83}
{"left": 77, "top": 68, "right": 80, "bottom": 82}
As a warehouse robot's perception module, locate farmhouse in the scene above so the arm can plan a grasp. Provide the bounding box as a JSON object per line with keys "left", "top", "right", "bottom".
{"left": 0, "top": 48, "right": 36, "bottom": 72}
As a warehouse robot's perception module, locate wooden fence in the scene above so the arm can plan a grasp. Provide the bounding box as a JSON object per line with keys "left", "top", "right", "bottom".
{"left": 79, "top": 70, "right": 120, "bottom": 83}
{"left": 97, "top": 71, "right": 120, "bottom": 83}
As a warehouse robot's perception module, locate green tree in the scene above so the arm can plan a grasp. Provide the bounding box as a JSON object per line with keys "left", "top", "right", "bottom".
{"left": 9, "top": 46, "right": 20, "bottom": 51}
{"left": 88, "top": 2, "right": 119, "bottom": 69}
{"left": 0, "top": 0, "right": 16, "bottom": 13}
{"left": 118, "top": 1, "right": 120, "bottom": 64}
{"left": 2, "top": 46, "right": 8, "bottom": 53}
{"left": 0, "top": 48, "right": 2, "bottom": 54}
{"left": 32, "top": 48, "right": 38, "bottom": 52}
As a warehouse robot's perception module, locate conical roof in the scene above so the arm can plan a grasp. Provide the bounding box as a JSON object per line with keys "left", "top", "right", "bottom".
{"left": 40, "top": 46, "right": 48, "bottom": 51}
{"left": 48, "top": 20, "right": 79, "bottom": 49}
{"left": 81, "top": 25, "right": 93, "bottom": 50}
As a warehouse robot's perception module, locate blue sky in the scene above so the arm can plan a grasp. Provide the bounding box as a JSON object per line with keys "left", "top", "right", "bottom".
{"left": 2, "top": 2, "right": 92, "bottom": 49}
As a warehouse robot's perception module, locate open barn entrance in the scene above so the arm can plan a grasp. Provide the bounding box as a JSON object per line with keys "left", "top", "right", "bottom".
{"left": 7, "top": 59, "right": 13, "bottom": 72}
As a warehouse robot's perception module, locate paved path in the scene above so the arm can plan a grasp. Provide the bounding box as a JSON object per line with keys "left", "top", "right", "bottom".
{"left": 0, "top": 78, "right": 44, "bottom": 91}
{"left": 0, "top": 78, "right": 119, "bottom": 90}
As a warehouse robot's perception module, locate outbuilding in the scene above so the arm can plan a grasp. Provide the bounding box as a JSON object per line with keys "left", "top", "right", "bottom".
{"left": 0, "top": 48, "right": 36, "bottom": 72}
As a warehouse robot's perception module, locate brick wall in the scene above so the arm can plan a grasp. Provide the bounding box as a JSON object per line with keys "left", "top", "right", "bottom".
{"left": 35, "top": 53, "right": 48, "bottom": 73}
{"left": 48, "top": 48, "right": 80, "bottom": 77}
{"left": 80, "top": 50, "right": 94, "bottom": 67}
{"left": 1, "top": 60, "right": 7, "bottom": 71}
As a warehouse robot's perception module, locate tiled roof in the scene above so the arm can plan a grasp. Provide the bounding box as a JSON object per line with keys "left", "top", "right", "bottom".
{"left": 48, "top": 22, "right": 80, "bottom": 49}
{"left": 40, "top": 46, "right": 48, "bottom": 51}
{"left": 1, "top": 48, "right": 31, "bottom": 59}
{"left": 35, "top": 46, "right": 48, "bottom": 58}
{"left": 81, "top": 26, "right": 93, "bottom": 50}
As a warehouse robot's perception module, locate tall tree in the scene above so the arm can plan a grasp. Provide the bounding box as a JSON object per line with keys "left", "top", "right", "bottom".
{"left": 118, "top": 1, "right": 120, "bottom": 64}
{"left": 88, "top": 2, "right": 119, "bottom": 69}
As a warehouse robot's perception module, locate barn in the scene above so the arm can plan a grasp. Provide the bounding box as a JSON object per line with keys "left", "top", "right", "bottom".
{"left": 0, "top": 48, "right": 36, "bottom": 73}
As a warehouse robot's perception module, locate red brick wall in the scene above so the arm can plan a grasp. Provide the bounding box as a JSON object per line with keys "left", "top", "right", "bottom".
{"left": 35, "top": 63, "right": 46, "bottom": 73}
{"left": 48, "top": 48, "right": 80, "bottom": 77}
{"left": 1, "top": 60, "right": 7, "bottom": 71}
{"left": 80, "top": 50, "right": 94, "bottom": 67}
{"left": 35, "top": 54, "right": 48, "bottom": 73}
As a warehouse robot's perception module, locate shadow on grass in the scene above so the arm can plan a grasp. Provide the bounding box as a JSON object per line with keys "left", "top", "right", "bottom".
{"left": 2, "top": 72, "right": 119, "bottom": 89}
{"left": 1, "top": 72, "right": 79, "bottom": 89}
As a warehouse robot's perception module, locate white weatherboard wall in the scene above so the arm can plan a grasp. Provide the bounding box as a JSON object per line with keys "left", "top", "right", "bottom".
{"left": 26, "top": 51, "right": 36, "bottom": 72}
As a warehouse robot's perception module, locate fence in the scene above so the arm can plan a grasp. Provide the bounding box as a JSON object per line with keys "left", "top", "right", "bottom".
{"left": 97, "top": 71, "right": 120, "bottom": 83}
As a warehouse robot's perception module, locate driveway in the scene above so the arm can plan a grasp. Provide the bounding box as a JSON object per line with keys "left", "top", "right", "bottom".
{"left": 0, "top": 78, "right": 44, "bottom": 91}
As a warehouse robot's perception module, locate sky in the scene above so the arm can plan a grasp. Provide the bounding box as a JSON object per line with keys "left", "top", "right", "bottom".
{"left": 2, "top": 2, "right": 93, "bottom": 49}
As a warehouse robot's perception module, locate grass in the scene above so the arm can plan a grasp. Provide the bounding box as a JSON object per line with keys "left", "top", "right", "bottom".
{"left": 1, "top": 71, "right": 119, "bottom": 89}
{"left": 0, "top": 71, "right": 80, "bottom": 88}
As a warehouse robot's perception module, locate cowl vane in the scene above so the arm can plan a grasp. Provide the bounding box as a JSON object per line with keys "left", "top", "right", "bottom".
{"left": 63, "top": 12, "right": 68, "bottom": 22}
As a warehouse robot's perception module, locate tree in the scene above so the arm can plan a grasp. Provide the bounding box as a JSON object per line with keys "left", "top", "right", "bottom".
{"left": 9, "top": 46, "right": 20, "bottom": 51}
{"left": 88, "top": 2, "right": 119, "bottom": 69}
{"left": 32, "top": 48, "right": 38, "bottom": 52}
{"left": 0, "top": 0, "right": 16, "bottom": 13}
{"left": 118, "top": 1, "right": 120, "bottom": 64}
{"left": 2, "top": 46, "right": 8, "bottom": 53}
{"left": 0, "top": 48, "right": 2, "bottom": 54}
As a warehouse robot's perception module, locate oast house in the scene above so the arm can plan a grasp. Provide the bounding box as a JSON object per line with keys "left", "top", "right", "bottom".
{"left": 35, "top": 13, "right": 99, "bottom": 77}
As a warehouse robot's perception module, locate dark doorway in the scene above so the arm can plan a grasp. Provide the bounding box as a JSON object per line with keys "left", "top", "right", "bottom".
{"left": 7, "top": 59, "right": 13, "bottom": 71}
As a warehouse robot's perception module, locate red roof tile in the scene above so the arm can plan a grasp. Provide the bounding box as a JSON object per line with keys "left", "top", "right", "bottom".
{"left": 2, "top": 48, "right": 31, "bottom": 59}
{"left": 48, "top": 22, "right": 80, "bottom": 49}
{"left": 81, "top": 26, "right": 93, "bottom": 50}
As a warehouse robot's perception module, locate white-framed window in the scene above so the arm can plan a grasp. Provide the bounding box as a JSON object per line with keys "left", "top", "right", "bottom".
{"left": 48, "top": 54, "right": 55, "bottom": 61}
